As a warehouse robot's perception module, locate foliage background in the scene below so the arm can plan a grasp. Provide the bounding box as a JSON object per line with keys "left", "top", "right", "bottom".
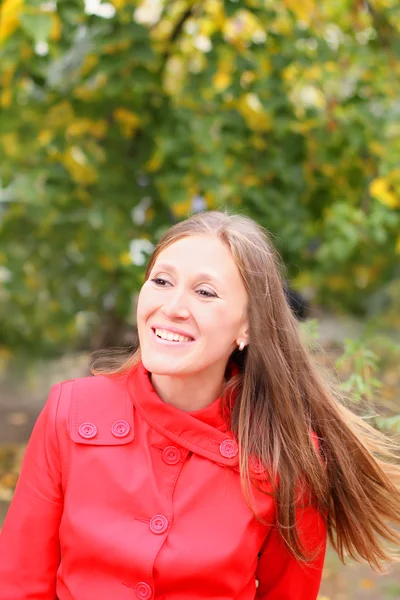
{"left": 1, "top": 0, "right": 400, "bottom": 359}
{"left": 1, "top": 1, "right": 400, "bottom": 597}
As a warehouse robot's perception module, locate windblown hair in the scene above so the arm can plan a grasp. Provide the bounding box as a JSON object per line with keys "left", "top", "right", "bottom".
{"left": 91, "top": 210, "right": 400, "bottom": 568}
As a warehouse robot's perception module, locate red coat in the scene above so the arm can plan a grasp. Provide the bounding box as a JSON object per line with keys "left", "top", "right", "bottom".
{"left": 0, "top": 361, "right": 326, "bottom": 599}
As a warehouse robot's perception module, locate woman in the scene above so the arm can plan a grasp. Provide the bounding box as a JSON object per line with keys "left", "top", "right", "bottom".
{"left": 1, "top": 210, "right": 399, "bottom": 600}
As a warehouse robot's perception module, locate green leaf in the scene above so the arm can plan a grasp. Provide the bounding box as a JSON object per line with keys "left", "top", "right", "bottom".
{"left": 20, "top": 13, "right": 53, "bottom": 44}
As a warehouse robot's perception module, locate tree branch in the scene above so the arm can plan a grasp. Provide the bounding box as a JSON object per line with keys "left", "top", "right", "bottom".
{"left": 161, "top": 2, "right": 197, "bottom": 70}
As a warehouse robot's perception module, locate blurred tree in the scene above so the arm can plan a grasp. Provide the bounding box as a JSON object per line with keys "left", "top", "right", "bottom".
{"left": 0, "top": 0, "right": 400, "bottom": 357}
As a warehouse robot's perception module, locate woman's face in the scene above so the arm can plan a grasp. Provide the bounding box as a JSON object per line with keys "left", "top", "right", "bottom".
{"left": 137, "top": 235, "right": 248, "bottom": 378}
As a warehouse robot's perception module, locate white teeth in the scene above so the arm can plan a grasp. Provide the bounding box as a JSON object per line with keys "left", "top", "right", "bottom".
{"left": 155, "top": 329, "right": 192, "bottom": 343}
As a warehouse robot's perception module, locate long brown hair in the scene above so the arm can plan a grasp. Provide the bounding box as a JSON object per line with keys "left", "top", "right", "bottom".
{"left": 91, "top": 209, "right": 400, "bottom": 568}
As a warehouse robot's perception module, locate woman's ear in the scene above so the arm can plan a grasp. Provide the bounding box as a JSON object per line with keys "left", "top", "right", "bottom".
{"left": 236, "top": 323, "right": 249, "bottom": 349}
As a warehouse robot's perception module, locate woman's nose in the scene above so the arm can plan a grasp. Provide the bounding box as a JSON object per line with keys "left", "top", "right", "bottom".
{"left": 161, "top": 290, "right": 190, "bottom": 319}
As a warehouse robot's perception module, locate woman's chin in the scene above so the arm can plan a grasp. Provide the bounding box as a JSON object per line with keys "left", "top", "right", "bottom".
{"left": 141, "top": 355, "right": 190, "bottom": 377}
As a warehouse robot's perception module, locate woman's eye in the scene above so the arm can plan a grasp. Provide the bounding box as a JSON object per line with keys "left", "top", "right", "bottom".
{"left": 151, "top": 277, "right": 169, "bottom": 286}
{"left": 197, "top": 289, "right": 216, "bottom": 298}
{"left": 150, "top": 278, "right": 216, "bottom": 298}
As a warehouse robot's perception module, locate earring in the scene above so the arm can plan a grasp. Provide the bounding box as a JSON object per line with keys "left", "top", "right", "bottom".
{"left": 238, "top": 341, "right": 245, "bottom": 351}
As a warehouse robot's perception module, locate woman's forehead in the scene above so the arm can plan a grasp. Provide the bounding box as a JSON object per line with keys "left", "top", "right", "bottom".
{"left": 153, "top": 236, "right": 239, "bottom": 277}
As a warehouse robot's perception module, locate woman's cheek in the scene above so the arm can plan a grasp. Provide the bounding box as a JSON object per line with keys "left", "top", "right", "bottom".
{"left": 137, "top": 286, "right": 154, "bottom": 319}
{"left": 205, "top": 308, "right": 234, "bottom": 341}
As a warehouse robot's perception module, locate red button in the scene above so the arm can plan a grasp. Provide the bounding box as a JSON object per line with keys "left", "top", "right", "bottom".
{"left": 162, "top": 446, "right": 181, "bottom": 465}
{"left": 149, "top": 514, "right": 168, "bottom": 535}
{"left": 111, "top": 420, "right": 130, "bottom": 438}
{"left": 78, "top": 423, "right": 97, "bottom": 439}
{"left": 219, "top": 439, "right": 238, "bottom": 458}
{"left": 250, "top": 456, "right": 267, "bottom": 475}
{"left": 135, "top": 582, "right": 152, "bottom": 599}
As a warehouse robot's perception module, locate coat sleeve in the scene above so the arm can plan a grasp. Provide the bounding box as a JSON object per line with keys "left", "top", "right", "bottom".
{"left": 255, "top": 501, "right": 327, "bottom": 599}
{"left": 0, "top": 383, "right": 64, "bottom": 600}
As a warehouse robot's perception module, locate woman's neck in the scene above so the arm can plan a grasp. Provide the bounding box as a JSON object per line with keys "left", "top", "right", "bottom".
{"left": 149, "top": 366, "right": 226, "bottom": 412}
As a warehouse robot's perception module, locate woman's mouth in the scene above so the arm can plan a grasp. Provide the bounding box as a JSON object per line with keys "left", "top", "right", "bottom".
{"left": 151, "top": 328, "right": 195, "bottom": 346}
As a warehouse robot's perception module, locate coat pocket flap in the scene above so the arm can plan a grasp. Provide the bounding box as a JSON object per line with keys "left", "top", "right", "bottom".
{"left": 69, "top": 376, "right": 135, "bottom": 445}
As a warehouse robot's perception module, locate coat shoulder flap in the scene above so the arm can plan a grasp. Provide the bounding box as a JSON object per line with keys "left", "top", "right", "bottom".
{"left": 69, "top": 374, "right": 134, "bottom": 446}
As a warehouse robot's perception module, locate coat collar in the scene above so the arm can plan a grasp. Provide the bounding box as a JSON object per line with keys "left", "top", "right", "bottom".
{"left": 127, "top": 361, "right": 240, "bottom": 468}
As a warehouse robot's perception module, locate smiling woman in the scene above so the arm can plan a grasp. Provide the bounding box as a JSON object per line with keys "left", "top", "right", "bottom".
{"left": 136, "top": 235, "right": 249, "bottom": 411}
{"left": 1, "top": 210, "right": 400, "bottom": 600}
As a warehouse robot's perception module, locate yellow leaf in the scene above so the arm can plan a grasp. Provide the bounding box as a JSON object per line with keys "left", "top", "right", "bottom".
{"left": 63, "top": 147, "right": 98, "bottom": 185}
{"left": 37, "top": 129, "right": 53, "bottom": 146}
{"left": 240, "top": 70, "right": 255, "bottom": 88}
{"left": 24, "top": 275, "right": 38, "bottom": 290}
{"left": 145, "top": 149, "right": 163, "bottom": 172}
{"left": 237, "top": 93, "right": 272, "bottom": 132}
{"left": 324, "top": 61, "right": 337, "bottom": 73}
{"left": 395, "top": 237, "right": 400, "bottom": 254}
{"left": 270, "top": 13, "right": 292, "bottom": 36}
{"left": 284, "top": 0, "right": 316, "bottom": 24}
{"left": 282, "top": 64, "right": 299, "bottom": 83}
{"left": 146, "top": 207, "right": 155, "bottom": 221}
{"left": 292, "top": 272, "right": 313, "bottom": 289}
{"left": 47, "top": 101, "right": 75, "bottom": 128}
{"left": 370, "top": 177, "right": 399, "bottom": 209}
{"left": 250, "top": 134, "right": 267, "bottom": 150}
{"left": 113, "top": 107, "right": 140, "bottom": 137}
{"left": 213, "top": 70, "right": 232, "bottom": 92}
{"left": 73, "top": 86, "right": 94, "bottom": 101}
{"left": 73, "top": 73, "right": 107, "bottom": 101}
{"left": 171, "top": 200, "right": 192, "bottom": 218}
{"left": 390, "top": 167, "right": 400, "bottom": 185}
{"left": 368, "top": 141, "right": 385, "bottom": 157}
{"left": 241, "top": 174, "right": 261, "bottom": 187}
{"left": 66, "top": 118, "right": 108, "bottom": 139}
{"left": 111, "top": 0, "right": 128, "bottom": 8}
{"left": 81, "top": 54, "right": 99, "bottom": 76}
{"left": 0, "top": 88, "right": 12, "bottom": 108}
{"left": 119, "top": 251, "right": 132, "bottom": 266}
{"left": 223, "top": 9, "right": 265, "bottom": 46}
{"left": 204, "top": 190, "right": 216, "bottom": 206}
{"left": 291, "top": 118, "right": 318, "bottom": 134}
{"left": 306, "top": 65, "right": 322, "bottom": 79}
{"left": 103, "top": 40, "right": 130, "bottom": 54}
{"left": 260, "top": 58, "right": 272, "bottom": 75}
{"left": 0, "top": 0, "right": 24, "bottom": 44}
{"left": 0, "top": 132, "right": 19, "bottom": 157}
{"left": 321, "top": 164, "right": 335, "bottom": 176}
{"left": 1, "top": 65, "right": 15, "bottom": 87}
{"left": 50, "top": 13, "right": 61, "bottom": 41}
{"left": 203, "top": 0, "right": 225, "bottom": 28}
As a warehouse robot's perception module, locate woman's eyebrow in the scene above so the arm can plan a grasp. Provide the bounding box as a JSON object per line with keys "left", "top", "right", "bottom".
{"left": 151, "top": 262, "right": 176, "bottom": 273}
{"left": 152, "top": 262, "right": 221, "bottom": 284}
